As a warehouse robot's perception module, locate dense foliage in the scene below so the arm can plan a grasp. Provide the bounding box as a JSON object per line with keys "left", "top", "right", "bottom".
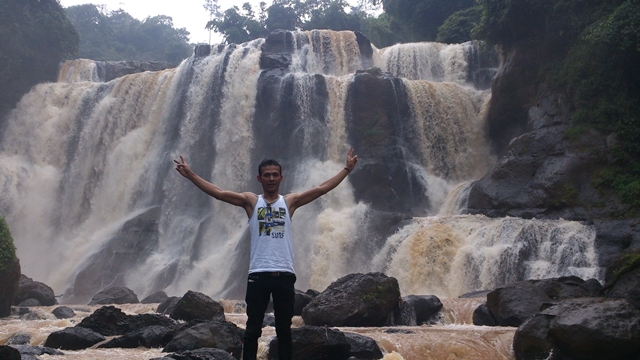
{"left": 65, "top": 4, "right": 192, "bottom": 64}
{"left": 0, "top": 217, "right": 18, "bottom": 273}
{"left": 0, "top": 0, "right": 79, "bottom": 127}
{"left": 475, "top": 0, "right": 640, "bottom": 211}
{"left": 206, "top": 0, "right": 475, "bottom": 47}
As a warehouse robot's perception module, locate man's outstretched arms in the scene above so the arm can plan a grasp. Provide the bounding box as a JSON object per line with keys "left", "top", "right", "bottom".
{"left": 174, "top": 155, "right": 256, "bottom": 217}
{"left": 286, "top": 148, "right": 358, "bottom": 217}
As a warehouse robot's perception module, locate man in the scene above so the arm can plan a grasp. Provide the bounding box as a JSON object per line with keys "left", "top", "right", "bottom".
{"left": 173, "top": 149, "right": 358, "bottom": 360}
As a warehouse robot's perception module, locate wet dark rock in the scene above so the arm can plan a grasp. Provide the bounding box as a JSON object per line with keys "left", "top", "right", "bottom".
{"left": 13, "top": 274, "right": 56, "bottom": 306}
{"left": 99, "top": 61, "right": 175, "bottom": 82}
{"left": 293, "top": 289, "right": 313, "bottom": 316}
{"left": 77, "top": 305, "right": 177, "bottom": 336}
{"left": 52, "top": 306, "right": 76, "bottom": 319}
{"left": 8, "top": 344, "right": 64, "bottom": 357}
{"left": 142, "top": 290, "right": 170, "bottom": 304}
{"left": 513, "top": 298, "right": 640, "bottom": 360}
{"left": 268, "top": 326, "right": 350, "bottom": 360}
{"left": 0, "top": 345, "right": 21, "bottom": 360}
{"left": 603, "top": 248, "right": 640, "bottom": 310}
{"left": 393, "top": 298, "right": 417, "bottom": 326}
{"left": 18, "top": 298, "right": 41, "bottom": 307}
{"left": 72, "top": 207, "right": 161, "bottom": 303}
{"left": 89, "top": 286, "right": 139, "bottom": 305}
{"left": 170, "top": 291, "right": 225, "bottom": 322}
{"left": 344, "top": 332, "right": 383, "bottom": 359}
{"left": 98, "top": 325, "right": 176, "bottom": 348}
{"left": 262, "top": 313, "right": 275, "bottom": 327}
{"left": 486, "top": 276, "right": 603, "bottom": 327}
{"left": 383, "top": 328, "right": 414, "bottom": 334}
{"left": 158, "top": 296, "right": 181, "bottom": 315}
{"left": 163, "top": 320, "right": 242, "bottom": 358}
{"left": 44, "top": 326, "right": 105, "bottom": 350}
{"left": 401, "top": 295, "right": 442, "bottom": 325}
{"left": 0, "top": 260, "right": 20, "bottom": 317}
{"left": 459, "top": 290, "right": 491, "bottom": 298}
{"left": 161, "top": 347, "right": 236, "bottom": 360}
{"left": 305, "top": 289, "right": 320, "bottom": 297}
{"left": 302, "top": 272, "right": 401, "bottom": 327}
{"left": 472, "top": 303, "right": 497, "bottom": 326}
{"left": 6, "top": 332, "right": 31, "bottom": 345}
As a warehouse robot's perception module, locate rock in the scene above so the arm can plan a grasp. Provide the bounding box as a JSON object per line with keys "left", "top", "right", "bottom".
{"left": 18, "top": 298, "right": 41, "bottom": 307}
{"left": 603, "top": 249, "right": 640, "bottom": 310}
{"left": 268, "top": 326, "right": 350, "bottom": 360}
{"left": 158, "top": 296, "right": 181, "bottom": 315}
{"left": 6, "top": 332, "right": 31, "bottom": 345}
{"left": 0, "top": 261, "right": 20, "bottom": 318}
{"left": 44, "top": 326, "right": 105, "bottom": 350}
{"left": 402, "top": 295, "right": 442, "bottom": 325}
{"left": 0, "top": 345, "right": 21, "bottom": 360}
{"left": 513, "top": 298, "right": 640, "bottom": 360}
{"left": 293, "top": 289, "right": 313, "bottom": 316}
{"left": 72, "top": 207, "right": 161, "bottom": 303}
{"left": 142, "top": 291, "right": 170, "bottom": 304}
{"left": 163, "top": 320, "right": 242, "bottom": 359}
{"left": 383, "top": 328, "right": 414, "bottom": 334}
{"left": 302, "top": 273, "right": 401, "bottom": 327}
{"left": 472, "top": 303, "right": 497, "bottom": 326}
{"left": 486, "top": 276, "right": 603, "bottom": 326}
{"left": 161, "top": 347, "right": 236, "bottom": 360}
{"left": 459, "top": 290, "right": 491, "bottom": 298}
{"left": 99, "top": 61, "right": 175, "bottom": 82}
{"left": 77, "top": 305, "right": 177, "bottom": 336}
{"left": 8, "top": 344, "right": 64, "bottom": 357}
{"left": 305, "top": 289, "right": 320, "bottom": 297}
{"left": 52, "top": 306, "right": 76, "bottom": 319}
{"left": 263, "top": 313, "right": 275, "bottom": 327}
{"left": 13, "top": 274, "right": 57, "bottom": 306}
{"left": 88, "top": 286, "right": 139, "bottom": 305}
{"left": 170, "top": 291, "right": 225, "bottom": 322}
{"left": 393, "top": 299, "right": 417, "bottom": 326}
{"left": 98, "top": 325, "right": 175, "bottom": 348}
{"left": 343, "top": 332, "right": 383, "bottom": 359}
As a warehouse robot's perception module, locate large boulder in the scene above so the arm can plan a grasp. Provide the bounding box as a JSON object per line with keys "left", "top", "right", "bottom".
{"left": 513, "top": 297, "right": 640, "bottom": 360}
{"left": 13, "top": 274, "right": 57, "bottom": 306}
{"left": 302, "top": 272, "right": 401, "bottom": 327}
{"left": 142, "top": 290, "right": 170, "bottom": 304}
{"left": 293, "top": 289, "right": 313, "bottom": 316}
{"left": 486, "top": 276, "right": 602, "bottom": 326}
{"left": 344, "top": 332, "right": 383, "bottom": 359}
{"left": 52, "top": 306, "right": 76, "bottom": 319}
{"left": 6, "top": 345, "right": 64, "bottom": 358}
{"left": 0, "top": 346, "right": 21, "bottom": 360}
{"left": 89, "top": 286, "right": 139, "bottom": 305}
{"left": 77, "top": 305, "right": 176, "bottom": 336}
{"left": 170, "top": 291, "right": 225, "bottom": 322}
{"left": 163, "top": 320, "right": 242, "bottom": 359}
{"left": 268, "top": 326, "right": 351, "bottom": 360}
{"left": 401, "top": 295, "right": 442, "bottom": 325}
{"left": 98, "top": 325, "right": 175, "bottom": 348}
{"left": 44, "top": 326, "right": 105, "bottom": 350}
{"left": 603, "top": 249, "right": 640, "bottom": 310}
{"left": 158, "top": 296, "right": 181, "bottom": 315}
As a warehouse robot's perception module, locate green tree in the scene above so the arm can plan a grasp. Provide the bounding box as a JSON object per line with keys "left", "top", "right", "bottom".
{"left": 65, "top": 4, "right": 192, "bottom": 63}
{"left": 0, "top": 0, "right": 79, "bottom": 128}
{"left": 302, "top": 0, "right": 363, "bottom": 31}
{"left": 207, "top": 4, "right": 268, "bottom": 44}
{"left": 0, "top": 217, "right": 17, "bottom": 273}
{"left": 436, "top": 6, "right": 482, "bottom": 43}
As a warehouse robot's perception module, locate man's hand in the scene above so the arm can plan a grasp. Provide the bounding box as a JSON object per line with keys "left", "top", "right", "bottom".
{"left": 174, "top": 155, "right": 194, "bottom": 178}
{"left": 345, "top": 148, "right": 358, "bottom": 172}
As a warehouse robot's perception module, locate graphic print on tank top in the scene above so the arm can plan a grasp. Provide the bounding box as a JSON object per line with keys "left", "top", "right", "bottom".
{"left": 257, "top": 204, "right": 287, "bottom": 238}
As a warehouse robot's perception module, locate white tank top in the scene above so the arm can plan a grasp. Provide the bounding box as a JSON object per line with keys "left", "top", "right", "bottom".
{"left": 248, "top": 195, "right": 295, "bottom": 274}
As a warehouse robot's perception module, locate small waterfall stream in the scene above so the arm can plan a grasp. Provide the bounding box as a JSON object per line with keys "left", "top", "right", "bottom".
{"left": 0, "top": 30, "right": 600, "bottom": 306}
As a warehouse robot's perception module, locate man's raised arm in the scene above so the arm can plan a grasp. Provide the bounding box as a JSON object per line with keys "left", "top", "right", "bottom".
{"left": 174, "top": 155, "right": 256, "bottom": 217}
{"left": 285, "top": 148, "right": 358, "bottom": 217}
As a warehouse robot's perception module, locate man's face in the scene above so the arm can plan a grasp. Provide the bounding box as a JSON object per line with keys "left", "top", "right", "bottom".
{"left": 257, "top": 165, "right": 283, "bottom": 193}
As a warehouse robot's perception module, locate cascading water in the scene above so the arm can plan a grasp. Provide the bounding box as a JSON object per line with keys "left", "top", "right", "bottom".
{"left": 0, "top": 30, "right": 600, "bottom": 308}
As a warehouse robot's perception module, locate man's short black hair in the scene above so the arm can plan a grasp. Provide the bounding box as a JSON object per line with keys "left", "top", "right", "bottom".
{"left": 258, "top": 159, "right": 282, "bottom": 175}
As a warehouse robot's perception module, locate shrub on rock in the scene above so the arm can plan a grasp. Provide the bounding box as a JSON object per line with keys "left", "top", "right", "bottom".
{"left": 0, "top": 217, "right": 21, "bottom": 317}
{"left": 302, "top": 272, "right": 401, "bottom": 327}
{"left": 89, "top": 286, "right": 139, "bottom": 305}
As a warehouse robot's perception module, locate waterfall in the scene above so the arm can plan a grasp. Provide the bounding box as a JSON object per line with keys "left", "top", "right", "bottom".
{"left": 0, "top": 31, "right": 600, "bottom": 303}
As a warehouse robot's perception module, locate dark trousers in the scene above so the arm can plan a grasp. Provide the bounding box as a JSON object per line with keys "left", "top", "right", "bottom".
{"left": 243, "top": 272, "right": 296, "bottom": 360}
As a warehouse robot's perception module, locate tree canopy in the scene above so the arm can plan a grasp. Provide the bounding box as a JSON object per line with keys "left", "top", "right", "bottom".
{"left": 0, "top": 0, "right": 79, "bottom": 129}
{"left": 65, "top": 4, "right": 192, "bottom": 64}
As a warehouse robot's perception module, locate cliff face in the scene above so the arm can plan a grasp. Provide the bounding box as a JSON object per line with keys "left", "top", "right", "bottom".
{"left": 466, "top": 43, "right": 640, "bottom": 267}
